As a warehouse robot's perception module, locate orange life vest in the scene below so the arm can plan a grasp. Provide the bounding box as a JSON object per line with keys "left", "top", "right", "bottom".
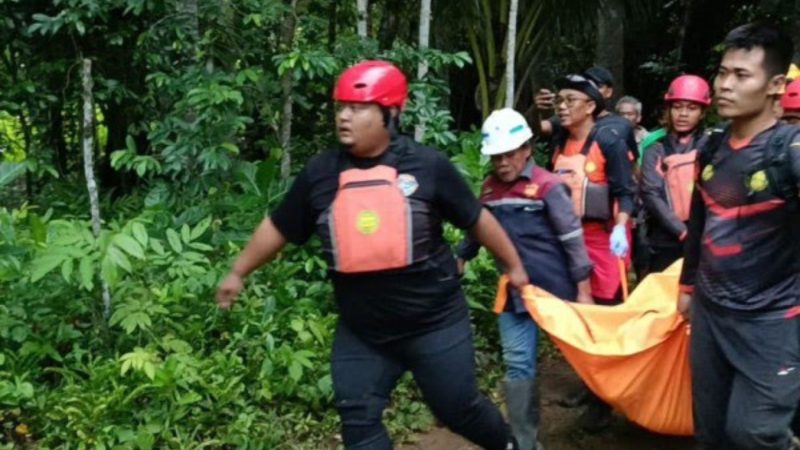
{"left": 552, "top": 134, "right": 612, "bottom": 221}
{"left": 329, "top": 165, "right": 413, "bottom": 273}
{"left": 660, "top": 150, "right": 697, "bottom": 222}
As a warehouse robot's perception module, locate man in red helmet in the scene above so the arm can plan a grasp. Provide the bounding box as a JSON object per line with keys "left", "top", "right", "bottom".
{"left": 781, "top": 79, "right": 800, "bottom": 125}
{"left": 216, "top": 60, "right": 527, "bottom": 450}
{"left": 639, "top": 74, "right": 711, "bottom": 275}
{"left": 678, "top": 24, "right": 800, "bottom": 450}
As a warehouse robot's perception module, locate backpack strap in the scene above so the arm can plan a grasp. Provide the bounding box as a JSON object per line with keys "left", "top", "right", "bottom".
{"left": 579, "top": 125, "right": 606, "bottom": 156}
{"left": 697, "top": 125, "right": 728, "bottom": 177}
{"left": 763, "top": 124, "right": 800, "bottom": 202}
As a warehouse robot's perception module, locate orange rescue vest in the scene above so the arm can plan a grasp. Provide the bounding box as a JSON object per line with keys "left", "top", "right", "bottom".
{"left": 552, "top": 134, "right": 612, "bottom": 221}
{"left": 660, "top": 150, "right": 697, "bottom": 222}
{"left": 329, "top": 165, "right": 413, "bottom": 273}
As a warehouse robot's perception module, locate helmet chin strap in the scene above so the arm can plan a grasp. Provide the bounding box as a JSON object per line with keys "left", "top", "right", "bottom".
{"left": 382, "top": 107, "right": 401, "bottom": 139}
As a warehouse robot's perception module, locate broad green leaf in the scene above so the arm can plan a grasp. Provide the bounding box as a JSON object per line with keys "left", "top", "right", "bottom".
{"left": 121, "top": 359, "right": 132, "bottom": 375}
{"left": 150, "top": 239, "right": 165, "bottom": 256}
{"left": 101, "top": 254, "right": 119, "bottom": 286}
{"left": 131, "top": 223, "right": 148, "bottom": 247}
{"left": 180, "top": 224, "right": 191, "bottom": 244}
{"left": 221, "top": 143, "right": 239, "bottom": 154}
{"left": 190, "top": 216, "right": 211, "bottom": 240}
{"left": 166, "top": 229, "right": 182, "bottom": 253}
{"left": 79, "top": 256, "right": 94, "bottom": 290}
{"left": 176, "top": 391, "right": 202, "bottom": 405}
{"left": 107, "top": 246, "right": 132, "bottom": 272}
{"left": 0, "top": 162, "right": 26, "bottom": 189}
{"left": 61, "top": 258, "right": 74, "bottom": 283}
{"left": 188, "top": 242, "right": 213, "bottom": 251}
{"left": 126, "top": 134, "right": 137, "bottom": 153}
{"left": 30, "top": 252, "right": 67, "bottom": 282}
{"left": 113, "top": 234, "right": 145, "bottom": 259}
{"left": 143, "top": 362, "right": 155, "bottom": 380}
{"left": 288, "top": 361, "right": 302, "bottom": 381}
{"left": 17, "top": 381, "right": 34, "bottom": 398}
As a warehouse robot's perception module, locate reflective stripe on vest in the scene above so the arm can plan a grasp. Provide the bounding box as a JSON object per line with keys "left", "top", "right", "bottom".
{"left": 329, "top": 165, "right": 413, "bottom": 273}
{"left": 661, "top": 150, "right": 697, "bottom": 222}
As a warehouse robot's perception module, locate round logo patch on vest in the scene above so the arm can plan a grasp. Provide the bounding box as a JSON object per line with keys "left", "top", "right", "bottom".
{"left": 356, "top": 210, "right": 380, "bottom": 235}
{"left": 585, "top": 161, "right": 597, "bottom": 173}
{"left": 524, "top": 183, "right": 539, "bottom": 198}
{"left": 702, "top": 165, "right": 714, "bottom": 181}
{"left": 397, "top": 174, "right": 419, "bottom": 197}
{"left": 749, "top": 170, "right": 769, "bottom": 192}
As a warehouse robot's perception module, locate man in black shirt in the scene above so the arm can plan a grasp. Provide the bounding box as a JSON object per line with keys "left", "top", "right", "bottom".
{"left": 216, "top": 60, "right": 527, "bottom": 450}
{"left": 678, "top": 24, "right": 800, "bottom": 450}
{"left": 533, "top": 66, "right": 639, "bottom": 162}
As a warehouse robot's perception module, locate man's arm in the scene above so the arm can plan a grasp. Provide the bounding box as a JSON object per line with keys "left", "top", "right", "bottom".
{"left": 543, "top": 183, "right": 593, "bottom": 303}
{"left": 641, "top": 143, "right": 688, "bottom": 238}
{"left": 217, "top": 218, "right": 287, "bottom": 309}
{"left": 470, "top": 209, "right": 529, "bottom": 289}
{"left": 677, "top": 178, "right": 707, "bottom": 319}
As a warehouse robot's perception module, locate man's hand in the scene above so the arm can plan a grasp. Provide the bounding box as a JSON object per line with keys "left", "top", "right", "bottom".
{"left": 677, "top": 292, "right": 692, "bottom": 321}
{"left": 507, "top": 265, "right": 530, "bottom": 290}
{"left": 576, "top": 279, "right": 594, "bottom": 305}
{"left": 610, "top": 224, "right": 629, "bottom": 258}
{"left": 456, "top": 258, "right": 466, "bottom": 276}
{"left": 217, "top": 272, "right": 244, "bottom": 310}
{"left": 534, "top": 88, "right": 555, "bottom": 111}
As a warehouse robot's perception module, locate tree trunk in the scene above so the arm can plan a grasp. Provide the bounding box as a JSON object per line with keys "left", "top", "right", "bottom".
{"left": 357, "top": 0, "right": 368, "bottom": 38}
{"left": 414, "top": 0, "right": 432, "bottom": 142}
{"left": 595, "top": 0, "right": 625, "bottom": 99}
{"left": 328, "top": 0, "right": 337, "bottom": 51}
{"left": 504, "top": 0, "right": 518, "bottom": 109}
{"left": 81, "top": 59, "right": 112, "bottom": 320}
{"left": 673, "top": 0, "right": 693, "bottom": 65}
{"left": 279, "top": 0, "right": 298, "bottom": 179}
{"left": 183, "top": 0, "right": 200, "bottom": 53}
{"left": 679, "top": 0, "right": 748, "bottom": 75}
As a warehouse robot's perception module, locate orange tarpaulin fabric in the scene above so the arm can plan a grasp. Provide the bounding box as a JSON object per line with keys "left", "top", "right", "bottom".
{"left": 495, "top": 260, "right": 693, "bottom": 436}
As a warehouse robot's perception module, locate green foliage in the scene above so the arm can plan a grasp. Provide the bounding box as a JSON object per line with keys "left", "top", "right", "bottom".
{"left": 0, "top": 1, "right": 512, "bottom": 447}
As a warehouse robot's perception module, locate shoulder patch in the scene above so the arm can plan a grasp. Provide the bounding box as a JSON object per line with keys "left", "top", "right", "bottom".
{"left": 397, "top": 173, "right": 419, "bottom": 196}
{"left": 701, "top": 164, "right": 714, "bottom": 181}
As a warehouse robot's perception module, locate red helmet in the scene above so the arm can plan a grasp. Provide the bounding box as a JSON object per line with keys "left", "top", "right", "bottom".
{"left": 664, "top": 74, "right": 711, "bottom": 106}
{"left": 333, "top": 60, "right": 408, "bottom": 109}
{"left": 781, "top": 79, "right": 800, "bottom": 110}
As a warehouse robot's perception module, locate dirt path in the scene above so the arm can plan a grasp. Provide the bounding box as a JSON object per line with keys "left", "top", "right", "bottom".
{"left": 399, "top": 356, "right": 694, "bottom": 450}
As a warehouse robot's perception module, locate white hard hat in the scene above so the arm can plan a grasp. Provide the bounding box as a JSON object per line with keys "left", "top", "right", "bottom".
{"left": 480, "top": 108, "right": 533, "bottom": 156}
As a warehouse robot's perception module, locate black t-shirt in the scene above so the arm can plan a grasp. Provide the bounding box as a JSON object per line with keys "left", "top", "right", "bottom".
{"left": 270, "top": 134, "right": 482, "bottom": 343}
{"left": 680, "top": 123, "right": 800, "bottom": 315}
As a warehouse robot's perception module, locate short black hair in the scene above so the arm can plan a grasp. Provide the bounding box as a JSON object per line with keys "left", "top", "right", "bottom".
{"left": 722, "top": 23, "right": 793, "bottom": 78}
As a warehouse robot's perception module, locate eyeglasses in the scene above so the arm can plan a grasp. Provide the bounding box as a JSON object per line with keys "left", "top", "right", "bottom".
{"left": 554, "top": 96, "right": 592, "bottom": 107}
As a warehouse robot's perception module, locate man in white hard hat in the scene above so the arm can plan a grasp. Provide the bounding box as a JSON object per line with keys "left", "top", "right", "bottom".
{"left": 458, "top": 108, "right": 594, "bottom": 450}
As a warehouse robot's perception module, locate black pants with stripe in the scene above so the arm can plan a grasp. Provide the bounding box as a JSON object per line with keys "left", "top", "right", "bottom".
{"left": 691, "top": 297, "right": 800, "bottom": 450}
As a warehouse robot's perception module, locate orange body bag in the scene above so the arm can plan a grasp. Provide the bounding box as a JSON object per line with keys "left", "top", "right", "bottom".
{"left": 329, "top": 165, "right": 412, "bottom": 273}
{"left": 661, "top": 150, "right": 697, "bottom": 222}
